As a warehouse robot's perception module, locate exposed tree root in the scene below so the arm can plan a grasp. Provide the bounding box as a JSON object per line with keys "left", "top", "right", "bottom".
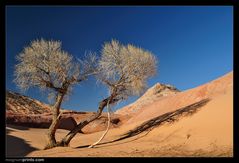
{"left": 88, "top": 101, "right": 111, "bottom": 148}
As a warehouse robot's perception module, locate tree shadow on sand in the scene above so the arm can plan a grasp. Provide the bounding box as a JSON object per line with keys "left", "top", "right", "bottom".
{"left": 6, "top": 128, "right": 37, "bottom": 157}
{"left": 76, "top": 98, "right": 210, "bottom": 149}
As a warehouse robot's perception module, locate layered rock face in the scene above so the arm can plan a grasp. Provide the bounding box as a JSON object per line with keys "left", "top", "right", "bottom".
{"left": 6, "top": 91, "right": 125, "bottom": 133}
{"left": 6, "top": 91, "right": 51, "bottom": 115}
{"left": 115, "top": 83, "right": 180, "bottom": 115}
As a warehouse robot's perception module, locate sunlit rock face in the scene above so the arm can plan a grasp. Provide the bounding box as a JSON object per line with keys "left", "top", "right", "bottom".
{"left": 115, "top": 83, "right": 180, "bottom": 115}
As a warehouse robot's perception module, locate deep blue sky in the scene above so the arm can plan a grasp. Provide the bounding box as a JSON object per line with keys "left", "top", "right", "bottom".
{"left": 6, "top": 6, "right": 233, "bottom": 112}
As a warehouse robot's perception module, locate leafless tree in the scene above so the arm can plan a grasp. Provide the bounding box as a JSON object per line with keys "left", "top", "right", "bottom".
{"left": 58, "top": 39, "right": 157, "bottom": 147}
{"left": 14, "top": 39, "right": 97, "bottom": 149}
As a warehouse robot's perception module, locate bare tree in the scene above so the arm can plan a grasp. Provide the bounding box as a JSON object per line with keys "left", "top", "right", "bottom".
{"left": 58, "top": 39, "right": 157, "bottom": 147}
{"left": 14, "top": 39, "right": 97, "bottom": 149}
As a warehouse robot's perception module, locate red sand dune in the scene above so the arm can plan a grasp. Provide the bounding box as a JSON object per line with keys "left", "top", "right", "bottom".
{"left": 122, "top": 71, "right": 232, "bottom": 127}
{"left": 6, "top": 71, "right": 233, "bottom": 157}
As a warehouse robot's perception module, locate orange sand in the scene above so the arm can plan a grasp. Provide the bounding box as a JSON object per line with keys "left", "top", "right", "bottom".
{"left": 6, "top": 71, "right": 233, "bottom": 157}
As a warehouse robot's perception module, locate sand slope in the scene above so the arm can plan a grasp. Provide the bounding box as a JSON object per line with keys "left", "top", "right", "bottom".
{"left": 6, "top": 71, "right": 233, "bottom": 157}
{"left": 122, "top": 71, "right": 232, "bottom": 126}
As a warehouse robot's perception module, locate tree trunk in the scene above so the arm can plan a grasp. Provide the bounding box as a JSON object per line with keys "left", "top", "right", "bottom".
{"left": 44, "top": 93, "right": 64, "bottom": 149}
{"left": 58, "top": 95, "right": 115, "bottom": 147}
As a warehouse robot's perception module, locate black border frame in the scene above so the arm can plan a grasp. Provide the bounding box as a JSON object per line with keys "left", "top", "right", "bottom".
{"left": 2, "top": 0, "right": 238, "bottom": 161}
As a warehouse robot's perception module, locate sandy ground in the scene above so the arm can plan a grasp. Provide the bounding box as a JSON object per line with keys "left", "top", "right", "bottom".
{"left": 6, "top": 88, "right": 232, "bottom": 157}
{"left": 6, "top": 72, "right": 233, "bottom": 157}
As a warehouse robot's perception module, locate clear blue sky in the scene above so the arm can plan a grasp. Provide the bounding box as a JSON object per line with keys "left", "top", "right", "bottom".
{"left": 6, "top": 6, "right": 233, "bottom": 112}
